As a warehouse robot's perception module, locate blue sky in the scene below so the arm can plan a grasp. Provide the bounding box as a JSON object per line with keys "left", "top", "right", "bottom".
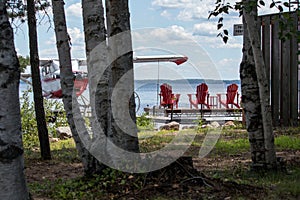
{"left": 14, "top": 0, "right": 286, "bottom": 80}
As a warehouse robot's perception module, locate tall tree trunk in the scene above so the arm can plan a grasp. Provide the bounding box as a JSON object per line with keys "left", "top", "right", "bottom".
{"left": 27, "top": 0, "right": 51, "bottom": 160}
{"left": 82, "top": 0, "right": 109, "bottom": 172}
{"left": 52, "top": 0, "right": 103, "bottom": 175}
{"left": 82, "top": 0, "right": 109, "bottom": 136}
{"left": 0, "top": 1, "right": 29, "bottom": 199}
{"left": 106, "top": 0, "right": 139, "bottom": 153}
{"left": 242, "top": 0, "right": 277, "bottom": 168}
{"left": 240, "top": 17, "right": 267, "bottom": 168}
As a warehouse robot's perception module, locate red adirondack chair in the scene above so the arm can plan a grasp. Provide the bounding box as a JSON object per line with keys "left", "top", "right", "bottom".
{"left": 187, "top": 83, "right": 210, "bottom": 109}
{"left": 159, "top": 83, "right": 180, "bottom": 109}
{"left": 217, "top": 83, "right": 240, "bottom": 108}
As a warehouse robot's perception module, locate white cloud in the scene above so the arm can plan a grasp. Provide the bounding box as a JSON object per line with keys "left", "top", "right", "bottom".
{"left": 193, "top": 22, "right": 218, "bottom": 36}
{"left": 39, "top": 47, "right": 58, "bottom": 58}
{"left": 68, "top": 27, "right": 84, "bottom": 47}
{"left": 194, "top": 34, "right": 242, "bottom": 50}
{"left": 177, "top": 4, "right": 213, "bottom": 21}
{"left": 71, "top": 45, "right": 86, "bottom": 59}
{"left": 160, "top": 10, "right": 172, "bottom": 19}
{"left": 166, "top": 25, "right": 192, "bottom": 39}
{"left": 66, "top": 3, "right": 82, "bottom": 18}
{"left": 133, "top": 25, "right": 193, "bottom": 46}
{"left": 152, "top": 0, "right": 279, "bottom": 22}
{"left": 41, "top": 27, "right": 85, "bottom": 58}
{"left": 216, "top": 58, "right": 241, "bottom": 80}
{"left": 218, "top": 58, "right": 239, "bottom": 66}
{"left": 152, "top": 0, "right": 231, "bottom": 21}
{"left": 193, "top": 15, "right": 242, "bottom": 38}
{"left": 152, "top": 0, "right": 194, "bottom": 9}
{"left": 192, "top": 12, "right": 243, "bottom": 50}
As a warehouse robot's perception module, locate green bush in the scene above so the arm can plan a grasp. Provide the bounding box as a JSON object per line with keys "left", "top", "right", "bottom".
{"left": 136, "top": 113, "right": 154, "bottom": 130}
{"left": 20, "top": 88, "right": 68, "bottom": 149}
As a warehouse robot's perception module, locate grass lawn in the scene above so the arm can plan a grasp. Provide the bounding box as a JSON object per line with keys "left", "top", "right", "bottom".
{"left": 25, "top": 127, "right": 300, "bottom": 200}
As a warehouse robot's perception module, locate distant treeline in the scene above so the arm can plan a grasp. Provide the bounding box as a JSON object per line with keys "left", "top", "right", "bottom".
{"left": 135, "top": 79, "right": 241, "bottom": 85}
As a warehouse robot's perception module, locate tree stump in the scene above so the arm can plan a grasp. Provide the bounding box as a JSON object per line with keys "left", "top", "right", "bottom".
{"left": 144, "top": 156, "right": 209, "bottom": 187}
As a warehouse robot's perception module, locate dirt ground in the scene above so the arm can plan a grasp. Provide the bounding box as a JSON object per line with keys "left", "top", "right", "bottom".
{"left": 25, "top": 149, "right": 300, "bottom": 200}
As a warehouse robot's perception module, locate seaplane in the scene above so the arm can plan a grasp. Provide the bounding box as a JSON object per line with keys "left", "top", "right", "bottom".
{"left": 21, "top": 59, "right": 88, "bottom": 98}
{"left": 20, "top": 54, "right": 188, "bottom": 112}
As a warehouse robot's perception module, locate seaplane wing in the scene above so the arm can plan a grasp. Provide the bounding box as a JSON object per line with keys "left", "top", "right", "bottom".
{"left": 21, "top": 54, "right": 188, "bottom": 99}
{"left": 133, "top": 55, "right": 188, "bottom": 65}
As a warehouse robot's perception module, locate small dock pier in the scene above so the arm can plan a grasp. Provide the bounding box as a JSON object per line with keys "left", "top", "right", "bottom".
{"left": 144, "top": 107, "right": 243, "bottom": 124}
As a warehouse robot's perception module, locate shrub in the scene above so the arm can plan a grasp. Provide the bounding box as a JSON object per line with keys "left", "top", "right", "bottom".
{"left": 20, "top": 88, "right": 68, "bottom": 149}
{"left": 136, "top": 113, "right": 154, "bottom": 130}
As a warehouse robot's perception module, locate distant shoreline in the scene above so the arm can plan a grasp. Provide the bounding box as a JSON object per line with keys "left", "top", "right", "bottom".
{"left": 134, "top": 79, "right": 241, "bottom": 85}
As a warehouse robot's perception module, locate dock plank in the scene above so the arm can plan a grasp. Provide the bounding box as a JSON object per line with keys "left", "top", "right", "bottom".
{"left": 165, "top": 108, "right": 243, "bottom": 114}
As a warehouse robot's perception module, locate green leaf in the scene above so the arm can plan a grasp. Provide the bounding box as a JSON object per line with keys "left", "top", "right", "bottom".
{"left": 283, "top": 2, "right": 290, "bottom": 7}
{"left": 239, "top": 10, "right": 243, "bottom": 17}
{"left": 217, "top": 23, "right": 223, "bottom": 30}
{"left": 208, "top": 12, "right": 218, "bottom": 19}
{"left": 218, "top": 17, "right": 223, "bottom": 23}
{"left": 224, "top": 7, "right": 229, "bottom": 14}
{"left": 259, "top": 0, "right": 265, "bottom": 6}
{"left": 223, "top": 36, "right": 228, "bottom": 44}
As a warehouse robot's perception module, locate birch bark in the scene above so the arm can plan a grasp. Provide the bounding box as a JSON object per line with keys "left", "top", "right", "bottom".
{"left": 82, "top": 0, "right": 109, "bottom": 137}
{"left": 82, "top": 0, "right": 110, "bottom": 172}
{"left": 0, "top": 1, "right": 29, "bottom": 198}
{"left": 52, "top": 0, "right": 103, "bottom": 175}
{"left": 106, "top": 0, "right": 139, "bottom": 153}
{"left": 240, "top": 16, "right": 267, "bottom": 168}
{"left": 242, "top": 0, "right": 277, "bottom": 168}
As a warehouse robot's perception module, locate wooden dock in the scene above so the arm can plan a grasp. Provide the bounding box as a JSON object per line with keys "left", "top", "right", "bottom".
{"left": 165, "top": 108, "right": 242, "bottom": 114}
{"left": 144, "top": 107, "right": 243, "bottom": 122}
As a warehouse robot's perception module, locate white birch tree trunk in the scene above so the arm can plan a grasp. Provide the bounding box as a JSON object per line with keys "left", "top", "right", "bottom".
{"left": 82, "top": 0, "right": 110, "bottom": 172}
{"left": 242, "top": 0, "right": 277, "bottom": 168}
{"left": 82, "top": 0, "right": 109, "bottom": 139}
{"left": 52, "top": 0, "right": 102, "bottom": 175}
{"left": 240, "top": 16, "right": 268, "bottom": 168}
{"left": 106, "top": 0, "right": 139, "bottom": 153}
{"left": 0, "top": 1, "right": 29, "bottom": 199}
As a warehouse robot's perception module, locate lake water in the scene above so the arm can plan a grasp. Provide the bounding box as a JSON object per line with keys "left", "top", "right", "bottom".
{"left": 20, "top": 79, "right": 241, "bottom": 116}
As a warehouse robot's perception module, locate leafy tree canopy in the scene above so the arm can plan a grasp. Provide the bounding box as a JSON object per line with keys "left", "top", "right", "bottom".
{"left": 18, "top": 55, "right": 30, "bottom": 72}
{"left": 208, "top": 0, "right": 299, "bottom": 43}
{"left": 7, "top": 0, "right": 50, "bottom": 22}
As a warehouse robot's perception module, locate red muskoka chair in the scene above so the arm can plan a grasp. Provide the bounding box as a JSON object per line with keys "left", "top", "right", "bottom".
{"left": 217, "top": 83, "right": 240, "bottom": 109}
{"left": 187, "top": 83, "right": 210, "bottom": 109}
{"left": 159, "top": 83, "right": 180, "bottom": 109}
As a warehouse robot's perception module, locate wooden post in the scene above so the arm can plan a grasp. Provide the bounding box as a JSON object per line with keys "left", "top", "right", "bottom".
{"left": 281, "top": 26, "right": 291, "bottom": 126}
{"left": 271, "top": 18, "right": 281, "bottom": 127}
{"left": 290, "top": 12, "right": 299, "bottom": 126}
{"left": 262, "top": 17, "right": 271, "bottom": 83}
